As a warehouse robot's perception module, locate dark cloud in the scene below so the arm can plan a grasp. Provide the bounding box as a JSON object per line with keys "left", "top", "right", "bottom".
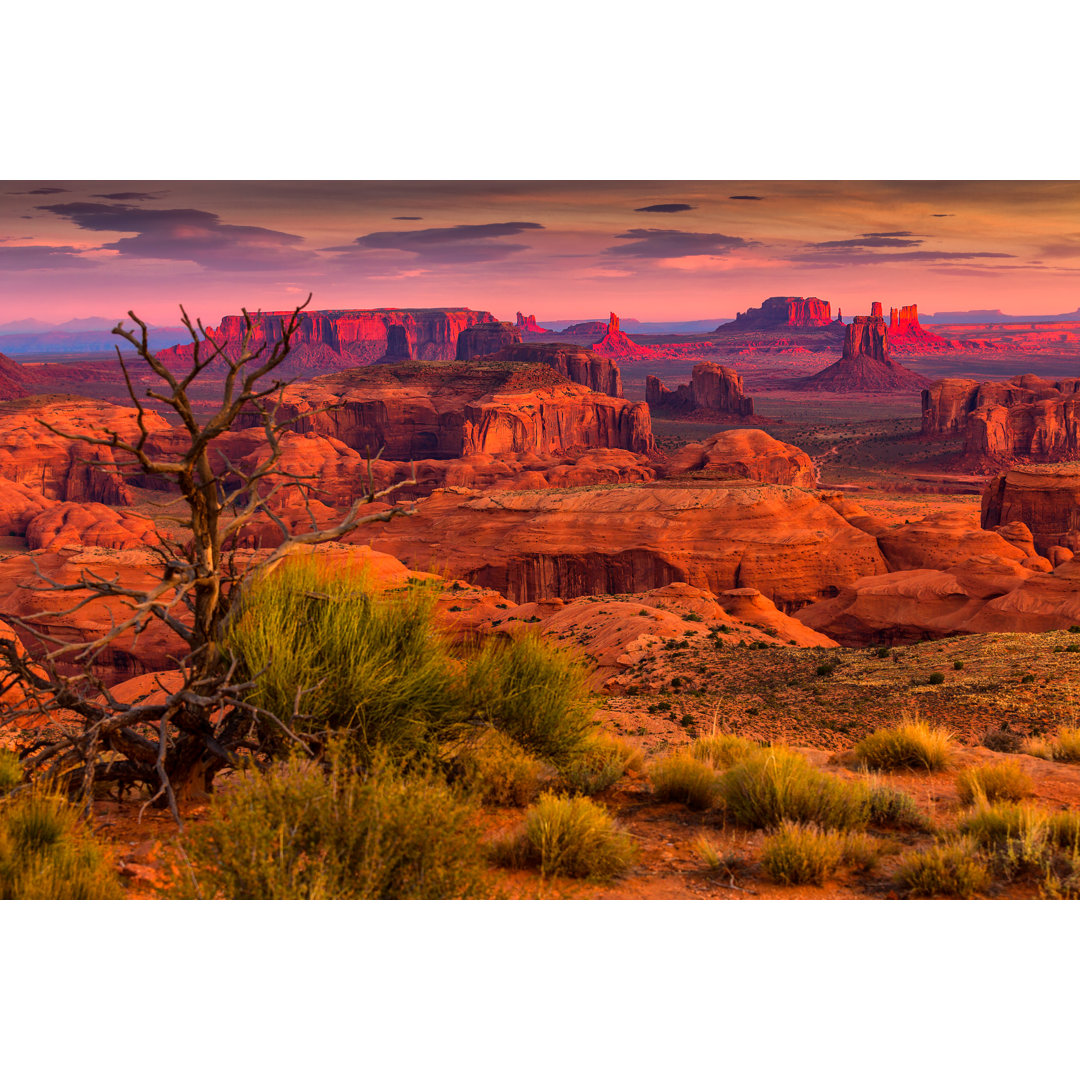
{"left": 36, "top": 201, "right": 315, "bottom": 270}
{"left": 0, "top": 245, "right": 90, "bottom": 270}
{"left": 330, "top": 221, "right": 544, "bottom": 264}
{"left": 792, "top": 244, "right": 1015, "bottom": 266}
{"left": 634, "top": 203, "right": 696, "bottom": 214}
{"left": 729, "top": 195, "right": 764, "bottom": 201}
{"left": 94, "top": 191, "right": 168, "bottom": 201}
{"left": 809, "top": 232, "right": 923, "bottom": 250}
{"left": 1038, "top": 235, "right": 1080, "bottom": 258}
{"left": 931, "top": 213, "right": 954, "bottom": 217}
{"left": 605, "top": 228, "right": 750, "bottom": 259}
{"left": 6, "top": 187, "right": 69, "bottom": 195}
{"left": 392, "top": 216, "right": 423, "bottom": 221}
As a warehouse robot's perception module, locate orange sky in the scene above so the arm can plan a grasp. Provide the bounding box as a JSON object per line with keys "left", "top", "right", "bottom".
{"left": 2, "top": 180, "right": 1078, "bottom": 324}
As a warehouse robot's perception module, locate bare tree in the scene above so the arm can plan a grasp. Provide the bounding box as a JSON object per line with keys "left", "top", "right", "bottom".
{"left": 0, "top": 296, "right": 414, "bottom": 817}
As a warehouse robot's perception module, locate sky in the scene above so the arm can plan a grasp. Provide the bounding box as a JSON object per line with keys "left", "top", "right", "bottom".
{"left": 2, "top": 180, "right": 1079, "bottom": 326}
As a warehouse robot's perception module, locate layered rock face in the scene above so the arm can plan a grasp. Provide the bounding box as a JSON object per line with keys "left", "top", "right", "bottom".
{"left": 357, "top": 481, "right": 889, "bottom": 606}
{"left": 797, "top": 309, "right": 931, "bottom": 392}
{"left": 663, "top": 429, "right": 816, "bottom": 487}
{"left": 0, "top": 352, "right": 29, "bottom": 400}
{"left": 559, "top": 319, "right": 610, "bottom": 336}
{"left": 887, "top": 303, "right": 952, "bottom": 351}
{"left": 646, "top": 362, "right": 754, "bottom": 417}
{"left": 455, "top": 321, "right": 522, "bottom": 362}
{"left": 485, "top": 343, "right": 623, "bottom": 397}
{"left": 721, "top": 297, "right": 833, "bottom": 331}
{"left": 515, "top": 312, "right": 552, "bottom": 334}
{"left": 922, "top": 374, "right": 1080, "bottom": 461}
{"left": 377, "top": 324, "right": 414, "bottom": 363}
{"left": 155, "top": 308, "right": 497, "bottom": 373}
{"left": 236, "top": 361, "right": 654, "bottom": 460}
{"left": 981, "top": 464, "right": 1080, "bottom": 554}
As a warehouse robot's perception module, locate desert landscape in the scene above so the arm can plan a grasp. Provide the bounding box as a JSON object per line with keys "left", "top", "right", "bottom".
{"left": 4, "top": 182, "right": 1080, "bottom": 902}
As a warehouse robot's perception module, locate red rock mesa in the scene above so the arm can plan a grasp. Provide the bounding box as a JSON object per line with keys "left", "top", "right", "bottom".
{"left": 720, "top": 296, "right": 833, "bottom": 331}
{"left": 646, "top": 362, "right": 754, "bottom": 418}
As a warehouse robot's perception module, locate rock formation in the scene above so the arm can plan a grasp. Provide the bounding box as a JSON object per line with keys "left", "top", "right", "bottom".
{"left": 922, "top": 374, "right": 1080, "bottom": 462}
{"left": 515, "top": 312, "right": 553, "bottom": 334}
{"left": 720, "top": 297, "right": 833, "bottom": 331}
{"left": 886, "top": 303, "right": 953, "bottom": 352}
{"left": 0, "top": 352, "right": 29, "bottom": 400}
{"left": 236, "top": 361, "right": 655, "bottom": 461}
{"left": 981, "top": 464, "right": 1080, "bottom": 555}
{"left": 559, "top": 319, "right": 610, "bottom": 336}
{"left": 354, "top": 481, "right": 889, "bottom": 607}
{"left": 589, "top": 312, "right": 650, "bottom": 360}
{"left": 485, "top": 343, "right": 623, "bottom": 397}
{"left": 663, "top": 429, "right": 816, "bottom": 486}
{"left": 796, "top": 306, "right": 931, "bottom": 392}
{"left": 155, "top": 308, "right": 497, "bottom": 373}
{"left": 646, "top": 362, "right": 754, "bottom": 417}
{"left": 455, "top": 321, "right": 522, "bottom": 362}
{"left": 377, "top": 324, "right": 414, "bottom": 363}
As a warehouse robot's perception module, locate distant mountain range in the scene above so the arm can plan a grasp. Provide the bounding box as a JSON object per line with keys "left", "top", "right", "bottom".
{"left": 920, "top": 308, "right": 1080, "bottom": 325}
{"left": 542, "top": 317, "right": 731, "bottom": 334}
{"left": 0, "top": 320, "right": 189, "bottom": 355}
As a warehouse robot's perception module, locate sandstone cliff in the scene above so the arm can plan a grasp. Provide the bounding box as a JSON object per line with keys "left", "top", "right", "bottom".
{"left": 155, "top": 308, "right": 497, "bottom": 373}
{"left": 662, "top": 429, "right": 816, "bottom": 486}
{"left": 515, "top": 312, "right": 553, "bottom": 334}
{"left": 646, "top": 362, "right": 754, "bottom": 417}
{"left": 485, "top": 343, "right": 623, "bottom": 397}
{"left": 720, "top": 297, "right": 833, "bottom": 331}
{"left": 455, "top": 321, "right": 522, "bottom": 362}
{"left": 981, "top": 463, "right": 1080, "bottom": 554}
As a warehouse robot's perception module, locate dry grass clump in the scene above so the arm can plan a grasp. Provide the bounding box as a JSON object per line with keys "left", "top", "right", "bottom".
{"left": 468, "top": 634, "right": 596, "bottom": 766}
{"left": 492, "top": 792, "right": 637, "bottom": 881}
{"left": 1028, "top": 726, "right": 1080, "bottom": 763}
{"left": 649, "top": 753, "right": 720, "bottom": 810}
{"left": 852, "top": 720, "right": 953, "bottom": 772}
{"left": 955, "top": 761, "right": 1034, "bottom": 806}
{"left": 760, "top": 822, "right": 845, "bottom": 885}
{"left": 861, "top": 778, "right": 931, "bottom": 830}
{"left": 558, "top": 733, "right": 643, "bottom": 797}
{"left": 0, "top": 789, "right": 122, "bottom": 900}
{"left": 1021, "top": 737, "right": 1054, "bottom": 760}
{"left": 894, "top": 840, "right": 990, "bottom": 898}
{"left": 0, "top": 750, "right": 22, "bottom": 796}
{"left": 690, "top": 732, "right": 758, "bottom": 771}
{"left": 718, "top": 747, "right": 870, "bottom": 831}
{"left": 451, "top": 729, "right": 549, "bottom": 807}
{"left": 692, "top": 833, "right": 737, "bottom": 875}
{"left": 185, "top": 748, "right": 490, "bottom": 899}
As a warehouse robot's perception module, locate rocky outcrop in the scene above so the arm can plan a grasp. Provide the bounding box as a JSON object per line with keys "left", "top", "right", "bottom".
{"left": 356, "top": 481, "right": 889, "bottom": 607}
{"left": 26, "top": 503, "right": 160, "bottom": 551}
{"left": 455, "top": 321, "right": 522, "bottom": 362}
{"left": 155, "top": 308, "right": 497, "bottom": 373}
{"left": 377, "top": 324, "right": 414, "bottom": 363}
{"left": 922, "top": 374, "right": 1080, "bottom": 461}
{"left": 484, "top": 343, "right": 623, "bottom": 397}
{"left": 0, "top": 352, "right": 29, "bottom": 400}
{"left": 720, "top": 297, "right": 833, "bottom": 331}
{"left": 646, "top": 362, "right": 754, "bottom": 417}
{"left": 887, "top": 303, "right": 953, "bottom": 352}
{"left": 589, "top": 312, "right": 650, "bottom": 360}
{"left": 237, "top": 361, "right": 654, "bottom": 461}
{"left": 981, "top": 464, "right": 1080, "bottom": 555}
{"left": 796, "top": 307, "right": 931, "bottom": 392}
{"left": 516, "top": 312, "right": 552, "bottom": 334}
{"left": 559, "top": 319, "right": 610, "bottom": 336}
{"left": 663, "top": 429, "right": 816, "bottom": 487}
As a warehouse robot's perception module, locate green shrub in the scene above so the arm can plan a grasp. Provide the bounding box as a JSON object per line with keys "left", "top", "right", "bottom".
{"left": 451, "top": 729, "right": 548, "bottom": 807}
{"left": 467, "top": 634, "right": 595, "bottom": 766}
{"left": 0, "top": 791, "right": 122, "bottom": 900}
{"left": 690, "top": 732, "right": 758, "bottom": 771}
{"left": 956, "top": 761, "right": 1034, "bottom": 806}
{"left": 226, "top": 558, "right": 466, "bottom": 761}
{"left": 493, "top": 793, "right": 636, "bottom": 881}
{"left": 841, "top": 831, "right": 882, "bottom": 873}
{"left": 649, "top": 753, "right": 720, "bottom": 810}
{"left": 185, "top": 748, "right": 489, "bottom": 899}
{"left": 718, "top": 747, "right": 870, "bottom": 831}
{"left": 761, "top": 821, "right": 845, "bottom": 885}
{"left": 853, "top": 721, "right": 953, "bottom": 772}
{"left": 0, "top": 750, "right": 23, "bottom": 796}
{"left": 815, "top": 662, "right": 837, "bottom": 677}
{"left": 895, "top": 841, "right": 990, "bottom": 898}
{"left": 558, "top": 733, "right": 643, "bottom": 797}
{"left": 862, "top": 780, "right": 929, "bottom": 829}
{"left": 953, "top": 660, "right": 964, "bottom": 670}
{"left": 928, "top": 672, "right": 945, "bottom": 686}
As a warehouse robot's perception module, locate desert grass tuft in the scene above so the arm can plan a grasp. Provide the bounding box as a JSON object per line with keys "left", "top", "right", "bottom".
{"left": 558, "top": 733, "right": 643, "bottom": 797}
{"left": 649, "top": 753, "right": 720, "bottom": 810}
{"left": 690, "top": 732, "right": 758, "bottom": 771}
{"left": 1021, "top": 737, "right": 1054, "bottom": 760}
{"left": 718, "top": 746, "right": 870, "bottom": 830}
{"left": 0, "top": 750, "right": 23, "bottom": 796}
{"left": 760, "top": 822, "right": 846, "bottom": 885}
{"left": 955, "top": 761, "right": 1034, "bottom": 806}
{"left": 852, "top": 720, "right": 953, "bottom": 772}
{"left": 450, "top": 729, "right": 548, "bottom": 807}
{"left": 492, "top": 792, "right": 637, "bottom": 880}
{"left": 185, "top": 746, "right": 489, "bottom": 899}
{"left": 0, "top": 789, "right": 122, "bottom": 900}
{"left": 1046, "top": 726, "right": 1080, "bottom": 763}
{"left": 894, "top": 840, "right": 990, "bottom": 898}
{"left": 860, "top": 778, "right": 931, "bottom": 829}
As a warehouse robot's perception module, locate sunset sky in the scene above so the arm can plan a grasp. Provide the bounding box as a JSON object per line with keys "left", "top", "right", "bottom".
{"left": 3, "top": 180, "right": 1079, "bottom": 326}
